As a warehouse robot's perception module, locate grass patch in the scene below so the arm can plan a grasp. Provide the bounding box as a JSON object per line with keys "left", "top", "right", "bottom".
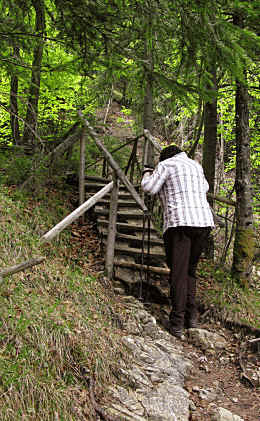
{"left": 198, "top": 260, "right": 260, "bottom": 330}
{"left": 0, "top": 185, "right": 128, "bottom": 420}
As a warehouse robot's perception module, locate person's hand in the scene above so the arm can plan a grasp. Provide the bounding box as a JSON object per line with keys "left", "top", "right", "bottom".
{"left": 142, "top": 165, "right": 154, "bottom": 176}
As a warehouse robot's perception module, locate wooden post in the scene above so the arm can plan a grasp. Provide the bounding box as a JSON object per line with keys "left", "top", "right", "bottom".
{"left": 79, "top": 127, "right": 86, "bottom": 224}
{"left": 105, "top": 172, "right": 119, "bottom": 280}
{"left": 41, "top": 182, "right": 114, "bottom": 242}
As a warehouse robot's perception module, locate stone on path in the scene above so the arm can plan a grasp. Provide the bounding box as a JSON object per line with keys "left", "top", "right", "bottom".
{"left": 211, "top": 406, "right": 245, "bottom": 421}
{"left": 105, "top": 298, "right": 193, "bottom": 420}
{"left": 188, "top": 328, "right": 228, "bottom": 350}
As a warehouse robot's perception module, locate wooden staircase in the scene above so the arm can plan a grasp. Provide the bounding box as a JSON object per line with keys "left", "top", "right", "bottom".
{"left": 85, "top": 175, "right": 170, "bottom": 299}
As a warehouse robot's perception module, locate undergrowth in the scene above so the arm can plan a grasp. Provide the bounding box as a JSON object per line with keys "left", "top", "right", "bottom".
{"left": 0, "top": 185, "right": 127, "bottom": 421}
{"left": 198, "top": 260, "right": 260, "bottom": 330}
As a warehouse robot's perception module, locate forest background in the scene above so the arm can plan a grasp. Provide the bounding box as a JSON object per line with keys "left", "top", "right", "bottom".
{"left": 0, "top": 0, "right": 259, "bottom": 419}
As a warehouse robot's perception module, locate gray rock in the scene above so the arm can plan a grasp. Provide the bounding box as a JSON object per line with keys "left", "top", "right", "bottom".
{"left": 118, "top": 365, "right": 151, "bottom": 391}
{"left": 107, "top": 385, "right": 145, "bottom": 415}
{"left": 113, "top": 287, "right": 125, "bottom": 295}
{"left": 188, "top": 328, "right": 227, "bottom": 350}
{"left": 198, "top": 387, "right": 218, "bottom": 401}
{"left": 107, "top": 299, "right": 192, "bottom": 421}
{"left": 107, "top": 404, "right": 147, "bottom": 421}
{"left": 211, "top": 407, "right": 245, "bottom": 421}
{"left": 141, "top": 382, "right": 189, "bottom": 421}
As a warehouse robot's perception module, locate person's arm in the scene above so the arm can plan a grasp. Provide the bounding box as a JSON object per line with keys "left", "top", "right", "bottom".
{"left": 141, "top": 162, "right": 168, "bottom": 195}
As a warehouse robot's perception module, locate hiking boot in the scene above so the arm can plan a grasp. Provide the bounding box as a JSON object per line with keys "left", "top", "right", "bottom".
{"left": 169, "top": 326, "right": 186, "bottom": 340}
{"left": 185, "top": 317, "right": 198, "bottom": 329}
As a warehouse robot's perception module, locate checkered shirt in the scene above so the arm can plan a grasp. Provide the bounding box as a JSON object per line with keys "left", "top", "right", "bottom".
{"left": 141, "top": 152, "right": 215, "bottom": 233}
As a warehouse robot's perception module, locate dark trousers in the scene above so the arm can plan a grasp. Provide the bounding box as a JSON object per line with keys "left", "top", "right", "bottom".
{"left": 163, "top": 226, "right": 211, "bottom": 328}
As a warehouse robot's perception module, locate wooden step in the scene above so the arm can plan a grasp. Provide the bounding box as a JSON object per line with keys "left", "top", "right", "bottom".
{"left": 103, "top": 237, "right": 164, "bottom": 257}
{"left": 95, "top": 207, "right": 144, "bottom": 220}
{"left": 86, "top": 193, "right": 140, "bottom": 209}
{"left": 86, "top": 192, "right": 140, "bottom": 202}
{"left": 102, "top": 232, "right": 164, "bottom": 247}
{"left": 85, "top": 181, "right": 141, "bottom": 192}
{"left": 97, "top": 219, "right": 159, "bottom": 235}
{"left": 114, "top": 259, "right": 169, "bottom": 275}
{"left": 92, "top": 199, "right": 139, "bottom": 208}
{"left": 113, "top": 245, "right": 165, "bottom": 260}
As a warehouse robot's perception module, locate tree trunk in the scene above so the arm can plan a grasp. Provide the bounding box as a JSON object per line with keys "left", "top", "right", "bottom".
{"left": 143, "top": 28, "right": 154, "bottom": 168}
{"left": 10, "top": 47, "right": 20, "bottom": 145}
{"left": 231, "top": 12, "right": 255, "bottom": 287}
{"left": 202, "top": 65, "right": 218, "bottom": 258}
{"left": 231, "top": 76, "right": 255, "bottom": 286}
{"left": 79, "top": 128, "right": 86, "bottom": 224}
{"left": 189, "top": 101, "right": 204, "bottom": 159}
{"left": 22, "top": 0, "right": 45, "bottom": 146}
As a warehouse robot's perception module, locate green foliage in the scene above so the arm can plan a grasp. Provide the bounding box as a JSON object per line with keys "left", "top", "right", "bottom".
{"left": 198, "top": 262, "right": 260, "bottom": 329}
{"left": 0, "top": 153, "right": 33, "bottom": 185}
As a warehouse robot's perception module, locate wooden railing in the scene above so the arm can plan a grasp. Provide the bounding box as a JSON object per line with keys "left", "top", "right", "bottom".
{"left": 2, "top": 112, "right": 238, "bottom": 281}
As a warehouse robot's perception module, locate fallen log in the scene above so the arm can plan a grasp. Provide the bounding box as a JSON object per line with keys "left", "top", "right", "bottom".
{"left": 0, "top": 257, "right": 45, "bottom": 279}
{"left": 41, "top": 181, "right": 114, "bottom": 242}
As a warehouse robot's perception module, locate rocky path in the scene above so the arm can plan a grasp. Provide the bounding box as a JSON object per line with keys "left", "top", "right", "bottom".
{"left": 102, "top": 293, "right": 259, "bottom": 421}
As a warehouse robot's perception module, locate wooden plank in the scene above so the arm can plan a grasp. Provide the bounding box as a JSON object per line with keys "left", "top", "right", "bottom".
{"left": 0, "top": 257, "right": 45, "bottom": 278}
{"left": 41, "top": 182, "right": 113, "bottom": 242}
{"left": 105, "top": 173, "right": 119, "bottom": 280}
{"left": 114, "top": 260, "right": 169, "bottom": 275}
{"left": 78, "top": 111, "right": 148, "bottom": 214}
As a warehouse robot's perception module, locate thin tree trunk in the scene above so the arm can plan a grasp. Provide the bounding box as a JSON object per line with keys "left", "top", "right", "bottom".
{"left": 232, "top": 76, "right": 255, "bottom": 286}
{"left": 215, "top": 112, "right": 225, "bottom": 194}
{"left": 202, "top": 68, "right": 217, "bottom": 203}
{"left": 79, "top": 128, "right": 86, "bottom": 224}
{"left": 143, "top": 23, "right": 154, "bottom": 168}
{"left": 189, "top": 103, "right": 204, "bottom": 159}
{"left": 202, "top": 65, "right": 218, "bottom": 258}
{"left": 22, "top": 0, "right": 45, "bottom": 146}
{"left": 10, "top": 47, "right": 20, "bottom": 145}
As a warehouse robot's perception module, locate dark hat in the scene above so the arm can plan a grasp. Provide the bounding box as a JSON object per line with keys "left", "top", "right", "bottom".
{"left": 159, "top": 144, "right": 183, "bottom": 162}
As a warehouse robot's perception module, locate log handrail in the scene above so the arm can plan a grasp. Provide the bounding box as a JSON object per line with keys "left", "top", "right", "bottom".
{"left": 41, "top": 182, "right": 114, "bottom": 242}
{"left": 78, "top": 111, "right": 148, "bottom": 214}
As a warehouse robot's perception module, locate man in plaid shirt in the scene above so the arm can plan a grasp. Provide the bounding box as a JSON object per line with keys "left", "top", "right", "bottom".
{"left": 141, "top": 145, "right": 214, "bottom": 339}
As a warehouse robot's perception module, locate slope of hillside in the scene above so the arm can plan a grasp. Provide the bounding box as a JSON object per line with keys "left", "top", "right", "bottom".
{"left": 0, "top": 185, "right": 127, "bottom": 420}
